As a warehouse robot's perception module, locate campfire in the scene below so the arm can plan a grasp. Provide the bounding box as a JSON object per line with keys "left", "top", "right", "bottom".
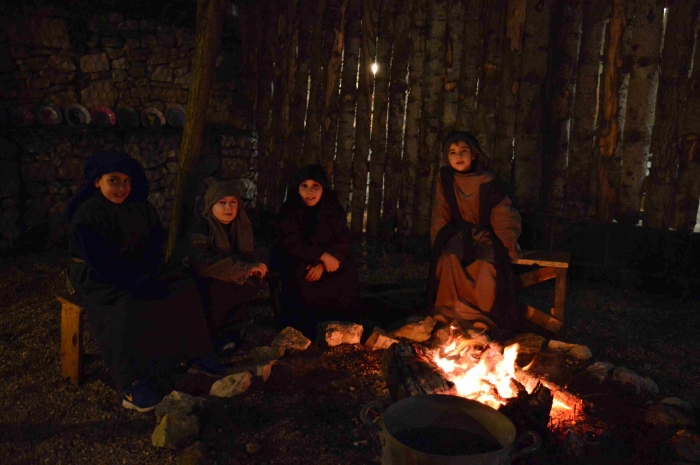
{"left": 381, "top": 322, "right": 584, "bottom": 434}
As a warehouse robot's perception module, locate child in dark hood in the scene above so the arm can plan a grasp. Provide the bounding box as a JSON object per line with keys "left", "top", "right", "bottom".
{"left": 427, "top": 131, "right": 523, "bottom": 333}
{"left": 272, "top": 165, "right": 361, "bottom": 338}
{"left": 179, "top": 181, "right": 267, "bottom": 349}
{"left": 67, "top": 151, "right": 225, "bottom": 413}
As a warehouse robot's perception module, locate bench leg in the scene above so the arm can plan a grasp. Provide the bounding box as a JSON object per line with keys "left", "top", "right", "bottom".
{"left": 552, "top": 268, "right": 567, "bottom": 322}
{"left": 60, "top": 302, "right": 84, "bottom": 386}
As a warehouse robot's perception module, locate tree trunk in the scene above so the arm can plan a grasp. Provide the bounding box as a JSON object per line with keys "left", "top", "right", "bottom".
{"left": 320, "top": 0, "right": 348, "bottom": 176}
{"left": 412, "top": 0, "right": 447, "bottom": 239}
{"left": 617, "top": 0, "right": 663, "bottom": 224}
{"left": 350, "top": 0, "right": 376, "bottom": 236}
{"left": 565, "top": 0, "right": 607, "bottom": 219}
{"left": 512, "top": 0, "right": 553, "bottom": 212}
{"left": 440, "top": 0, "right": 466, "bottom": 140}
{"left": 167, "top": 0, "right": 227, "bottom": 258}
{"left": 236, "top": 2, "right": 259, "bottom": 131}
{"left": 380, "top": 1, "right": 411, "bottom": 241}
{"left": 366, "top": 0, "right": 394, "bottom": 238}
{"left": 334, "top": 0, "right": 362, "bottom": 212}
{"left": 301, "top": 0, "right": 329, "bottom": 166}
{"left": 456, "top": 0, "right": 485, "bottom": 131}
{"left": 472, "top": 0, "right": 507, "bottom": 157}
{"left": 670, "top": 7, "right": 700, "bottom": 231}
{"left": 541, "top": 0, "right": 582, "bottom": 215}
{"left": 398, "top": 0, "right": 427, "bottom": 245}
{"left": 254, "top": 1, "right": 277, "bottom": 210}
{"left": 591, "top": 0, "right": 628, "bottom": 222}
{"left": 492, "top": 0, "right": 526, "bottom": 183}
{"left": 289, "top": 0, "right": 316, "bottom": 176}
{"left": 645, "top": 2, "right": 700, "bottom": 230}
{"left": 270, "top": 0, "right": 300, "bottom": 212}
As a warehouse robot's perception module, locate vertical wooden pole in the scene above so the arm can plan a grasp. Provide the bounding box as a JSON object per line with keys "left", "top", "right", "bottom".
{"left": 59, "top": 298, "right": 84, "bottom": 386}
{"left": 167, "top": 0, "right": 227, "bottom": 257}
{"left": 553, "top": 268, "right": 567, "bottom": 322}
{"left": 455, "top": 0, "right": 484, "bottom": 131}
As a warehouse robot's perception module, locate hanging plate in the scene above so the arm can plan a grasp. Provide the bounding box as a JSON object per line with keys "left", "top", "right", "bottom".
{"left": 165, "top": 104, "right": 186, "bottom": 128}
{"left": 116, "top": 106, "right": 140, "bottom": 128}
{"left": 91, "top": 106, "right": 117, "bottom": 128}
{"left": 65, "top": 104, "right": 91, "bottom": 127}
{"left": 35, "top": 102, "right": 63, "bottom": 126}
{"left": 8, "top": 106, "right": 35, "bottom": 127}
{"left": 141, "top": 107, "right": 166, "bottom": 129}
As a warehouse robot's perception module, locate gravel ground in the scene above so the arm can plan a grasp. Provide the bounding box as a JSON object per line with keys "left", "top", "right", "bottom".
{"left": 0, "top": 243, "right": 698, "bottom": 464}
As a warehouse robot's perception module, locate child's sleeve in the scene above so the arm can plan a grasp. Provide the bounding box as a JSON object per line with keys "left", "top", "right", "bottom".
{"left": 430, "top": 175, "right": 452, "bottom": 247}
{"left": 277, "top": 210, "right": 326, "bottom": 263}
{"left": 490, "top": 196, "right": 522, "bottom": 261}
{"left": 188, "top": 233, "right": 252, "bottom": 284}
{"left": 329, "top": 209, "right": 351, "bottom": 261}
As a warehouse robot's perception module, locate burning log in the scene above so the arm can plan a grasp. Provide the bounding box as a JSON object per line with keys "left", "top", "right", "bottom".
{"left": 381, "top": 342, "right": 457, "bottom": 400}
{"left": 513, "top": 366, "right": 584, "bottom": 417}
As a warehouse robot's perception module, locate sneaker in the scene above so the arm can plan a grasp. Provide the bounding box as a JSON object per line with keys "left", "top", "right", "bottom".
{"left": 187, "top": 355, "right": 227, "bottom": 378}
{"left": 122, "top": 380, "right": 161, "bottom": 413}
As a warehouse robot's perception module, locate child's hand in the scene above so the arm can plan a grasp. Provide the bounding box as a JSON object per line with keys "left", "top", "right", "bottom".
{"left": 320, "top": 252, "right": 340, "bottom": 272}
{"left": 304, "top": 263, "right": 324, "bottom": 282}
{"left": 250, "top": 263, "right": 268, "bottom": 278}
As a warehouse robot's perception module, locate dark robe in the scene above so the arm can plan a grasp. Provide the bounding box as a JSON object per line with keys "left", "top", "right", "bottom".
{"left": 68, "top": 191, "right": 214, "bottom": 390}
{"left": 273, "top": 190, "right": 361, "bottom": 338}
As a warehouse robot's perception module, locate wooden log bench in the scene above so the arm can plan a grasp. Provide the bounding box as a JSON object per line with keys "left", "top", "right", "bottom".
{"left": 56, "top": 292, "right": 85, "bottom": 386}
{"left": 512, "top": 250, "right": 571, "bottom": 334}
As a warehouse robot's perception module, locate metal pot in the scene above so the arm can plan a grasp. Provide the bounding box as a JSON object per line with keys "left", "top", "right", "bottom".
{"left": 361, "top": 395, "right": 540, "bottom": 465}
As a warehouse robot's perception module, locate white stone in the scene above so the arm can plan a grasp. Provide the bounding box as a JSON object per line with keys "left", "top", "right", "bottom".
{"left": 317, "top": 321, "right": 364, "bottom": 347}
{"left": 661, "top": 397, "right": 695, "bottom": 416}
{"left": 151, "top": 412, "right": 199, "bottom": 450}
{"left": 645, "top": 404, "right": 697, "bottom": 428}
{"left": 548, "top": 340, "right": 592, "bottom": 360}
{"left": 586, "top": 362, "right": 615, "bottom": 383}
{"left": 155, "top": 391, "right": 207, "bottom": 424}
{"left": 612, "top": 367, "right": 659, "bottom": 397}
{"left": 364, "top": 328, "right": 399, "bottom": 351}
{"left": 272, "top": 327, "right": 311, "bottom": 351}
{"left": 388, "top": 316, "right": 436, "bottom": 342}
{"left": 210, "top": 372, "right": 252, "bottom": 398}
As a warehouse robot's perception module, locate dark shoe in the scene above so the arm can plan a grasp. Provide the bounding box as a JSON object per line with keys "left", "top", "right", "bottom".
{"left": 187, "top": 355, "right": 227, "bottom": 378}
{"left": 122, "top": 380, "right": 161, "bottom": 413}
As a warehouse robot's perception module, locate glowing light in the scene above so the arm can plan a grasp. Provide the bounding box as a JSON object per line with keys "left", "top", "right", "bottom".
{"left": 371, "top": 63, "right": 378, "bottom": 75}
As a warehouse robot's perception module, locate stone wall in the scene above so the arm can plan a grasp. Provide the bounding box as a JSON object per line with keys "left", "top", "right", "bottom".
{"left": 0, "top": 131, "right": 257, "bottom": 250}
{"left": 0, "top": 9, "right": 254, "bottom": 250}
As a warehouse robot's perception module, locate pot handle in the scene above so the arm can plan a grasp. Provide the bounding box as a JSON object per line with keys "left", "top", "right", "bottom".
{"left": 360, "top": 401, "right": 384, "bottom": 427}
{"left": 509, "top": 430, "right": 541, "bottom": 461}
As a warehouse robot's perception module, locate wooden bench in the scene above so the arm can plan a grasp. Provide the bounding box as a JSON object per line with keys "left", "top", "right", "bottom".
{"left": 512, "top": 250, "right": 571, "bottom": 333}
{"left": 56, "top": 292, "right": 85, "bottom": 386}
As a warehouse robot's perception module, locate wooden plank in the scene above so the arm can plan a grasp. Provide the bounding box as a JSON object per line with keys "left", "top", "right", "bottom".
{"left": 455, "top": 0, "right": 484, "bottom": 131}
{"left": 58, "top": 296, "right": 84, "bottom": 386}
{"left": 522, "top": 304, "right": 563, "bottom": 334}
{"left": 553, "top": 268, "right": 568, "bottom": 322}
{"left": 516, "top": 266, "right": 558, "bottom": 290}
{"left": 512, "top": 250, "right": 570, "bottom": 268}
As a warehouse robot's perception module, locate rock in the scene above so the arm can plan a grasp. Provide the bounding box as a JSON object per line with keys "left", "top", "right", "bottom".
{"left": 175, "top": 441, "right": 210, "bottom": 465}
{"left": 548, "top": 340, "right": 592, "bottom": 360}
{"left": 661, "top": 398, "right": 695, "bottom": 417}
{"left": 364, "top": 328, "right": 399, "bottom": 351}
{"left": 80, "top": 53, "right": 110, "bottom": 73}
{"left": 210, "top": 372, "right": 252, "bottom": 398}
{"left": 317, "top": 321, "right": 363, "bottom": 347}
{"left": 611, "top": 367, "right": 659, "bottom": 397}
{"left": 8, "top": 18, "right": 71, "bottom": 49}
{"left": 151, "top": 65, "right": 174, "bottom": 82}
{"left": 256, "top": 361, "right": 275, "bottom": 382}
{"left": 151, "top": 412, "right": 199, "bottom": 450}
{"left": 586, "top": 362, "right": 615, "bottom": 383}
{"left": 272, "top": 327, "right": 312, "bottom": 351}
{"left": 57, "top": 157, "right": 83, "bottom": 181}
{"left": 645, "top": 404, "right": 697, "bottom": 428}
{"left": 388, "top": 316, "right": 436, "bottom": 342}
{"left": 220, "top": 157, "right": 250, "bottom": 179}
{"left": 250, "top": 345, "right": 285, "bottom": 363}
{"left": 669, "top": 430, "right": 700, "bottom": 463}
{"left": 49, "top": 54, "right": 76, "bottom": 71}
{"left": 246, "top": 443, "right": 262, "bottom": 454}
{"left": 155, "top": 391, "right": 207, "bottom": 424}
{"left": 81, "top": 79, "right": 118, "bottom": 109}
{"left": 505, "top": 333, "right": 546, "bottom": 355}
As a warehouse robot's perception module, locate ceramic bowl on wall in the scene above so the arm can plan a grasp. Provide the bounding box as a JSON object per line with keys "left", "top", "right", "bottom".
{"left": 35, "top": 103, "right": 63, "bottom": 126}
{"left": 165, "top": 105, "right": 186, "bottom": 128}
{"left": 8, "top": 106, "right": 35, "bottom": 127}
{"left": 91, "top": 106, "right": 117, "bottom": 128}
{"left": 141, "top": 107, "right": 166, "bottom": 129}
{"left": 65, "top": 104, "right": 91, "bottom": 127}
{"left": 116, "top": 106, "right": 140, "bottom": 128}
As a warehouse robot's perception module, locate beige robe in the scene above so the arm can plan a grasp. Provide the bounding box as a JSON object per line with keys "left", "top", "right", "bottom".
{"left": 430, "top": 170, "right": 521, "bottom": 328}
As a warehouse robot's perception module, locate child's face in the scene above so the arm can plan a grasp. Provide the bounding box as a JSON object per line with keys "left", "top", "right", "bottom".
{"left": 447, "top": 141, "right": 474, "bottom": 172}
{"left": 94, "top": 172, "right": 131, "bottom": 204}
{"left": 211, "top": 196, "right": 239, "bottom": 224}
{"left": 298, "top": 179, "right": 323, "bottom": 207}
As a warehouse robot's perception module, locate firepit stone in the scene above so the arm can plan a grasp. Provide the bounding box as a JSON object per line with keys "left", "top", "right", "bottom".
{"left": 611, "top": 366, "right": 660, "bottom": 398}
{"left": 548, "top": 340, "right": 593, "bottom": 360}
{"left": 151, "top": 412, "right": 200, "bottom": 450}
{"left": 155, "top": 391, "right": 207, "bottom": 424}
{"left": 645, "top": 403, "right": 697, "bottom": 428}
{"left": 317, "top": 321, "right": 364, "bottom": 347}
{"left": 249, "top": 345, "right": 285, "bottom": 363}
{"left": 387, "top": 315, "right": 436, "bottom": 342}
{"left": 586, "top": 361, "right": 616, "bottom": 383}
{"left": 669, "top": 429, "right": 700, "bottom": 463}
{"left": 364, "top": 327, "right": 398, "bottom": 351}
{"left": 271, "top": 327, "right": 311, "bottom": 351}
{"left": 209, "top": 372, "right": 252, "bottom": 398}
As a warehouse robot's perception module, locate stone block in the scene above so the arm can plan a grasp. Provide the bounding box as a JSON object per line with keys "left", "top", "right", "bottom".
{"left": 47, "top": 90, "right": 78, "bottom": 108}
{"left": 155, "top": 391, "right": 207, "bottom": 425}
{"left": 272, "top": 327, "right": 311, "bottom": 351}
{"left": 148, "top": 46, "right": 171, "bottom": 66}
{"left": 364, "top": 328, "right": 399, "bottom": 351}
{"left": 151, "top": 66, "right": 173, "bottom": 82}
{"left": 112, "top": 70, "right": 127, "bottom": 82}
{"left": 152, "top": 413, "right": 199, "bottom": 450}
{"left": 210, "top": 372, "right": 252, "bottom": 398}
{"left": 175, "top": 72, "right": 192, "bottom": 86}
{"left": 80, "top": 53, "right": 110, "bottom": 73}
{"left": 81, "top": 79, "right": 117, "bottom": 109}
{"left": 128, "top": 48, "right": 149, "bottom": 62}
{"left": 57, "top": 157, "right": 83, "bottom": 180}
{"left": 388, "top": 316, "right": 436, "bottom": 342}
{"left": 150, "top": 85, "right": 188, "bottom": 103}
{"left": 220, "top": 157, "right": 249, "bottom": 179}
{"left": 27, "top": 77, "right": 51, "bottom": 89}
{"left": 8, "top": 18, "right": 71, "bottom": 49}
{"left": 111, "top": 58, "right": 128, "bottom": 69}
{"left": 317, "top": 322, "right": 364, "bottom": 347}
{"left": 131, "top": 85, "right": 151, "bottom": 99}
{"left": 50, "top": 72, "right": 75, "bottom": 85}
